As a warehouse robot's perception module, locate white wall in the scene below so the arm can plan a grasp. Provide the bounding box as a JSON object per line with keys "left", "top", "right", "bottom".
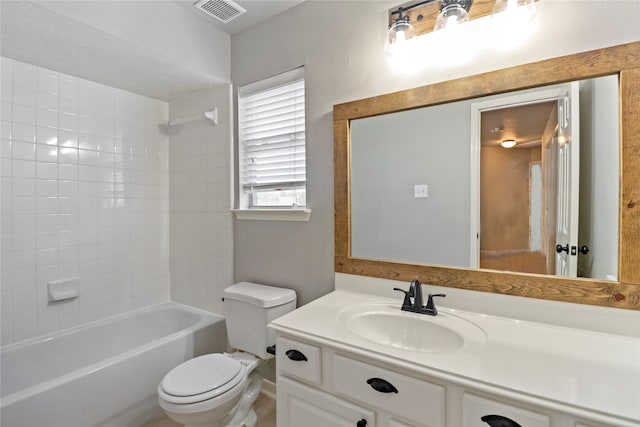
{"left": 169, "top": 86, "right": 234, "bottom": 314}
{"left": 231, "top": 0, "right": 640, "bottom": 305}
{"left": 0, "top": 58, "right": 170, "bottom": 346}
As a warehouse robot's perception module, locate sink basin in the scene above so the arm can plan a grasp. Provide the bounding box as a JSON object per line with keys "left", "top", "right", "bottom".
{"left": 336, "top": 303, "right": 486, "bottom": 353}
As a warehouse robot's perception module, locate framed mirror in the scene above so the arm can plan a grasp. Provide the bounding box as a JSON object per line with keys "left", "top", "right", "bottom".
{"left": 334, "top": 42, "right": 640, "bottom": 309}
{"left": 349, "top": 77, "right": 619, "bottom": 280}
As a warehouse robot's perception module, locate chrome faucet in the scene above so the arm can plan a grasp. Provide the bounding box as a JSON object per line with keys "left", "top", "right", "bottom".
{"left": 393, "top": 279, "right": 446, "bottom": 316}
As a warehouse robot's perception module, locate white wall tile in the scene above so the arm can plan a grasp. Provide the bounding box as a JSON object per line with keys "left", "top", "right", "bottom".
{"left": 13, "top": 104, "right": 36, "bottom": 126}
{"left": 38, "top": 91, "right": 58, "bottom": 111}
{"left": 12, "top": 122, "right": 35, "bottom": 143}
{"left": 37, "top": 69, "right": 59, "bottom": 95}
{"left": 12, "top": 160, "right": 36, "bottom": 178}
{"left": 1, "top": 58, "right": 169, "bottom": 345}
{"left": 13, "top": 86, "right": 37, "bottom": 108}
{"left": 36, "top": 126, "right": 57, "bottom": 146}
{"left": 168, "top": 86, "right": 232, "bottom": 314}
{"left": 58, "top": 130, "right": 78, "bottom": 148}
{"left": 1, "top": 121, "right": 11, "bottom": 141}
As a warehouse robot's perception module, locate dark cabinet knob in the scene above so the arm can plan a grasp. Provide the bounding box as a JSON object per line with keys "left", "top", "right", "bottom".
{"left": 285, "top": 349, "right": 308, "bottom": 361}
{"left": 579, "top": 245, "right": 590, "bottom": 254}
{"left": 366, "top": 377, "right": 398, "bottom": 393}
{"left": 356, "top": 419, "right": 367, "bottom": 427}
{"left": 481, "top": 414, "right": 522, "bottom": 427}
{"left": 556, "top": 244, "right": 569, "bottom": 254}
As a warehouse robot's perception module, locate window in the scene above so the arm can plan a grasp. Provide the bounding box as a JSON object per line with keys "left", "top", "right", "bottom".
{"left": 238, "top": 68, "right": 306, "bottom": 209}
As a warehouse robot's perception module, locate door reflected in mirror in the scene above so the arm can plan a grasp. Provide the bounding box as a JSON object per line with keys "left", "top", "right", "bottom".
{"left": 350, "top": 75, "right": 618, "bottom": 281}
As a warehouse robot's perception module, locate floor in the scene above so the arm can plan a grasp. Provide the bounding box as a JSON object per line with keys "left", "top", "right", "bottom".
{"left": 143, "top": 393, "right": 276, "bottom": 427}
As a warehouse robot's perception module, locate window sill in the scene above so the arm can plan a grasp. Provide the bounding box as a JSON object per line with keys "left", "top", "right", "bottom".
{"left": 232, "top": 209, "right": 312, "bottom": 222}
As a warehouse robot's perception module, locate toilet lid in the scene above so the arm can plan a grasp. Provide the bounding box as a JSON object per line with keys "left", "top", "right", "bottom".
{"left": 161, "top": 354, "right": 243, "bottom": 397}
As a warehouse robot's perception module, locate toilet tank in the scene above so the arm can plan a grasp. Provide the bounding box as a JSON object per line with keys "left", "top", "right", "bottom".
{"left": 222, "top": 282, "right": 296, "bottom": 359}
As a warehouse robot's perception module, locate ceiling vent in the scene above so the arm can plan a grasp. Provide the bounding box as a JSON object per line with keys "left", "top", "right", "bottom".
{"left": 194, "top": 0, "right": 247, "bottom": 23}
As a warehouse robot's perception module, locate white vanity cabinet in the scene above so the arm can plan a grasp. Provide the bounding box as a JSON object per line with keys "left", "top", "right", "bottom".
{"left": 276, "top": 335, "right": 429, "bottom": 427}
{"left": 274, "top": 334, "right": 622, "bottom": 427}
{"left": 275, "top": 335, "right": 446, "bottom": 427}
{"left": 270, "top": 290, "right": 638, "bottom": 427}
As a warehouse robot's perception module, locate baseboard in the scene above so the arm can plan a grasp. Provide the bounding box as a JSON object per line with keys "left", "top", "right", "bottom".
{"left": 260, "top": 378, "right": 276, "bottom": 400}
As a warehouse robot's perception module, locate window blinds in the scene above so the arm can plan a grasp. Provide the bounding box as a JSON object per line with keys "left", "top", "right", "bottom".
{"left": 239, "top": 73, "right": 305, "bottom": 192}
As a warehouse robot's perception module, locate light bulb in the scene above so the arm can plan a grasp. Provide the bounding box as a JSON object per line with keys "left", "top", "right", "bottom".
{"left": 490, "top": 0, "right": 536, "bottom": 50}
{"left": 492, "top": 0, "right": 536, "bottom": 25}
{"left": 434, "top": 4, "right": 470, "bottom": 31}
{"left": 385, "top": 19, "right": 416, "bottom": 58}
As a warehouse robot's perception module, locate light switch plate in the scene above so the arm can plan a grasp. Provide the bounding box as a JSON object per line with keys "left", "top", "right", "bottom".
{"left": 414, "top": 184, "right": 428, "bottom": 198}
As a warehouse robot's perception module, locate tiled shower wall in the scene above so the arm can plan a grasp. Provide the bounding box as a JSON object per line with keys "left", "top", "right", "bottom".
{"left": 0, "top": 58, "right": 170, "bottom": 345}
{"left": 169, "top": 86, "right": 233, "bottom": 314}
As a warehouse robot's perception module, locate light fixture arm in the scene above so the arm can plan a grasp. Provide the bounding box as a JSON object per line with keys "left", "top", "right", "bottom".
{"left": 394, "top": 6, "right": 410, "bottom": 24}
{"left": 390, "top": 0, "right": 436, "bottom": 18}
{"left": 390, "top": 0, "right": 473, "bottom": 19}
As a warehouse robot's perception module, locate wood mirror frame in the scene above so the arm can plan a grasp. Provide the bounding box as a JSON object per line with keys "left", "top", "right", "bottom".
{"left": 334, "top": 41, "right": 640, "bottom": 310}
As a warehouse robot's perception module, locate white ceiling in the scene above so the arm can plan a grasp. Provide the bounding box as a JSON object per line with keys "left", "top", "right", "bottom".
{"left": 0, "top": 0, "right": 304, "bottom": 101}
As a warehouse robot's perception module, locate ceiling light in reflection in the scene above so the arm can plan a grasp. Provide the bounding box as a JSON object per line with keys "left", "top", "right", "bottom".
{"left": 501, "top": 139, "right": 516, "bottom": 148}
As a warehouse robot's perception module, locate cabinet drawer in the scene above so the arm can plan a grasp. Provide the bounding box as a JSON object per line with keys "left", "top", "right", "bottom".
{"left": 276, "top": 336, "right": 322, "bottom": 384}
{"left": 462, "top": 393, "right": 550, "bottom": 427}
{"left": 332, "top": 354, "right": 444, "bottom": 427}
{"left": 277, "top": 377, "right": 375, "bottom": 427}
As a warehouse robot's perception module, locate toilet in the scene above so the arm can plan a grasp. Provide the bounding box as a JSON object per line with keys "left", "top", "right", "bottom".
{"left": 157, "top": 282, "right": 296, "bottom": 427}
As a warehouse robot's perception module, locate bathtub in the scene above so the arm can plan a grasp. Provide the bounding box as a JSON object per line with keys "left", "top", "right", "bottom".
{"left": 0, "top": 302, "right": 227, "bottom": 427}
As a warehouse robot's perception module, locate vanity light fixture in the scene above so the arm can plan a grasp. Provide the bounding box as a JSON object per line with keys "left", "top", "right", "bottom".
{"left": 386, "top": 0, "right": 473, "bottom": 57}
{"left": 500, "top": 139, "right": 517, "bottom": 148}
{"left": 385, "top": 0, "right": 538, "bottom": 57}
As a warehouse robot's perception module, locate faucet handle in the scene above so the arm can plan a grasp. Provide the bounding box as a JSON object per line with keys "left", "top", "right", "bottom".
{"left": 425, "top": 294, "right": 446, "bottom": 314}
{"left": 393, "top": 287, "right": 412, "bottom": 307}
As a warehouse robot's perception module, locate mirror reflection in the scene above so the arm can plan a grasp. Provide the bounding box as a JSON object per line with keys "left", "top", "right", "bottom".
{"left": 350, "top": 75, "right": 618, "bottom": 281}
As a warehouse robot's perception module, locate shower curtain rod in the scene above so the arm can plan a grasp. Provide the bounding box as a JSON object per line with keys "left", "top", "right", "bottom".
{"left": 168, "top": 108, "right": 218, "bottom": 127}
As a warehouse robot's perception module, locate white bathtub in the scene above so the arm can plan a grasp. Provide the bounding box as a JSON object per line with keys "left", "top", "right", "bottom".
{"left": 0, "top": 302, "right": 227, "bottom": 427}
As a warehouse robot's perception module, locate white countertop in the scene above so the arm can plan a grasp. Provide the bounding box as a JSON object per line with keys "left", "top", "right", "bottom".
{"left": 270, "top": 289, "right": 640, "bottom": 425}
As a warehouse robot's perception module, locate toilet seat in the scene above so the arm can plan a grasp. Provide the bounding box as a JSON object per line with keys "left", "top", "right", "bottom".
{"left": 159, "top": 354, "right": 246, "bottom": 405}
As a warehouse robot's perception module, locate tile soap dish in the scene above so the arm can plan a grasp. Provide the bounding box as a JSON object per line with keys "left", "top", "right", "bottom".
{"left": 48, "top": 277, "right": 80, "bottom": 302}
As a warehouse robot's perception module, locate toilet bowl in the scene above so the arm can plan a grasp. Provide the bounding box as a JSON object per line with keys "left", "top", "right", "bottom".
{"left": 157, "top": 282, "right": 297, "bottom": 427}
{"left": 158, "top": 352, "right": 262, "bottom": 427}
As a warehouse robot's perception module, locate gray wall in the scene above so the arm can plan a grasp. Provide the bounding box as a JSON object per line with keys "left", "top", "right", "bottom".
{"left": 351, "top": 102, "right": 471, "bottom": 267}
{"left": 230, "top": 1, "right": 640, "bottom": 306}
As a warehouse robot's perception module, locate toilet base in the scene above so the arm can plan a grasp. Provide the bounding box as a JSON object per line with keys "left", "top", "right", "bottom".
{"left": 182, "top": 370, "right": 263, "bottom": 427}
{"left": 222, "top": 369, "right": 262, "bottom": 427}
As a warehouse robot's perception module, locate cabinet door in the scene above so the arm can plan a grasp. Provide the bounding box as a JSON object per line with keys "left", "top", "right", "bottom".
{"left": 277, "top": 377, "right": 375, "bottom": 427}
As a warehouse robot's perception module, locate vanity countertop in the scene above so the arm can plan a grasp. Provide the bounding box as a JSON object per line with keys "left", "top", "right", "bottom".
{"left": 270, "top": 290, "right": 640, "bottom": 425}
